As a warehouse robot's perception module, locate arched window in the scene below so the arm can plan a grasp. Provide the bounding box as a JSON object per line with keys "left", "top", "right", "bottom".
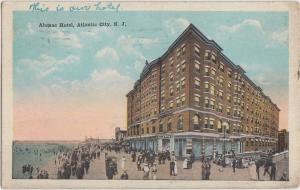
{"left": 193, "top": 114, "right": 200, "bottom": 130}
{"left": 167, "top": 118, "right": 172, "bottom": 131}
{"left": 217, "top": 120, "right": 222, "bottom": 132}
{"left": 159, "top": 120, "right": 163, "bottom": 132}
{"left": 177, "top": 115, "right": 183, "bottom": 130}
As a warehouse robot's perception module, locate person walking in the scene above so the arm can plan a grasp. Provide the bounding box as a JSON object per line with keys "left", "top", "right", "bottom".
{"left": 174, "top": 159, "right": 178, "bottom": 176}
{"left": 143, "top": 163, "right": 150, "bottom": 180}
{"left": 120, "top": 170, "right": 129, "bottom": 180}
{"left": 84, "top": 158, "right": 90, "bottom": 175}
{"left": 107, "top": 162, "right": 115, "bottom": 180}
{"left": 232, "top": 158, "right": 236, "bottom": 173}
{"left": 121, "top": 156, "right": 126, "bottom": 170}
{"left": 170, "top": 160, "right": 175, "bottom": 176}
{"left": 151, "top": 163, "right": 158, "bottom": 180}
{"left": 183, "top": 158, "right": 188, "bottom": 169}
{"left": 270, "top": 163, "right": 276, "bottom": 181}
{"left": 255, "top": 160, "right": 260, "bottom": 180}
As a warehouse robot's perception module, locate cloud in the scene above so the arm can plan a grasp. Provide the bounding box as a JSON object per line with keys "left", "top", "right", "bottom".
{"left": 80, "top": 27, "right": 111, "bottom": 39}
{"left": 251, "top": 73, "right": 270, "bottom": 86}
{"left": 26, "top": 22, "right": 35, "bottom": 35}
{"left": 117, "top": 35, "right": 157, "bottom": 62}
{"left": 218, "top": 19, "right": 288, "bottom": 47}
{"left": 164, "top": 18, "right": 190, "bottom": 35}
{"left": 95, "top": 47, "right": 119, "bottom": 62}
{"left": 219, "top": 19, "right": 263, "bottom": 33}
{"left": 50, "top": 30, "right": 82, "bottom": 49}
{"left": 19, "top": 54, "right": 80, "bottom": 78}
{"left": 266, "top": 29, "right": 288, "bottom": 47}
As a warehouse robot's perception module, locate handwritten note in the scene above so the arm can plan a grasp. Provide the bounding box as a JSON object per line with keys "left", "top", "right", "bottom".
{"left": 29, "top": 2, "right": 121, "bottom": 12}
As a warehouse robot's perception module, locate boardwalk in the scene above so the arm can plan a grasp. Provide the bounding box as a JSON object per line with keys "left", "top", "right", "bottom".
{"left": 39, "top": 151, "right": 288, "bottom": 181}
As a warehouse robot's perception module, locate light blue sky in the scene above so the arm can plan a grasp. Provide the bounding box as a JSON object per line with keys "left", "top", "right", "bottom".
{"left": 14, "top": 11, "right": 288, "bottom": 89}
{"left": 13, "top": 11, "right": 289, "bottom": 140}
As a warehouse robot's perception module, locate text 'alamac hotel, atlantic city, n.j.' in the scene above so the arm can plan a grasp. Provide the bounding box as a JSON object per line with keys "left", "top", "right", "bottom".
{"left": 125, "top": 24, "right": 279, "bottom": 158}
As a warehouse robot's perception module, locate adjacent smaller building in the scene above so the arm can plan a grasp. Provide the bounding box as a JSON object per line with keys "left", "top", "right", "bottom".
{"left": 277, "top": 129, "right": 289, "bottom": 152}
{"left": 115, "top": 127, "right": 127, "bottom": 142}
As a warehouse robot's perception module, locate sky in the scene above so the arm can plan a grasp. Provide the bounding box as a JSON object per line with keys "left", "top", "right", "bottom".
{"left": 13, "top": 11, "right": 288, "bottom": 141}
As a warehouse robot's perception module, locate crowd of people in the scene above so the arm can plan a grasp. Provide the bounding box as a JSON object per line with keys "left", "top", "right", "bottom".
{"left": 19, "top": 141, "right": 288, "bottom": 181}
{"left": 54, "top": 143, "right": 101, "bottom": 179}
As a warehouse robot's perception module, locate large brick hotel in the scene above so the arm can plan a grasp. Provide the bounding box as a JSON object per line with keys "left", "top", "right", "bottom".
{"left": 126, "top": 24, "right": 279, "bottom": 158}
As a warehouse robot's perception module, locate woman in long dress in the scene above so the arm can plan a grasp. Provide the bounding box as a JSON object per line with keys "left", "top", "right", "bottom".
{"left": 183, "top": 158, "right": 188, "bottom": 169}
{"left": 174, "top": 159, "right": 178, "bottom": 176}
{"left": 121, "top": 156, "right": 126, "bottom": 170}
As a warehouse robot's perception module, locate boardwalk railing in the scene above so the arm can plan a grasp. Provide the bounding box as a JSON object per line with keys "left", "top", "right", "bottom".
{"left": 272, "top": 150, "right": 289, "bottom": 163}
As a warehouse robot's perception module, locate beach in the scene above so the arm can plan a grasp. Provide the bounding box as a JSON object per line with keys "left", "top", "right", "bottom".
{"left": 12, "top": 141, "right": 78, "bottom": 179}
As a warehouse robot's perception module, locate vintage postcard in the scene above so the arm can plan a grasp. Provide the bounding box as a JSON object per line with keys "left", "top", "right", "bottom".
{"left": 1, "top": 0, "right": 300, "bottom": 189}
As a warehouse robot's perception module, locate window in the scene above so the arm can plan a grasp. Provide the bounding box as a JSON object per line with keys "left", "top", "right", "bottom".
{"left": 217, "top": 120, "right": 222, "bottom": 132}
{"left": 152, "top": 126, "right": 156, "bottom": 133}
{"left": 227, "top": 107, "right": 231, "bottom": 116}
{"left": 205, "top": 50, "right": 211, "bottom": 60}
{"left": 176, "top": 48, "right": 181, "bottom": 58}
{"left": 147, "top": 127, "right": 149, "bottom": 134}
{"left": 194, "top": 43, "right": 201, "bottom": 57}
{"left": 176, "top": 81, "right": 180, "bottom": 91}
{"left": 169, "top": 57, "right": 174, "bottom": 67}
{"left": 210, "top": 85, "right": 215, "bottom": 95}
{"left": 204, "top": 82, "right": 209, "bottom": 92}
{"left": 169, "top": 101, "right": 173, "bottom": 109}
{"left": 159, "top": 121, "right": 163, "bottom": 132}
{"left": 161, "top": 90, "right": 165, "bottom": 101}
{"left": 169, "top": 87, "right": 174, "bottom": 96}
{"left": 176, "top": 64, "right": 180, "bottom": 73}
{"left": 219, "top": 77, "right": 224, "bottom": 86}
{"left": 218, "top": 104, "right": 223, "bottom": 113}
{"left": 205, "top": 67, "right": 210, "bottom": 76}
{"left": 211, "top": 68, "right": 216, "bottom": 76}
{"left": 181, "top": 43, "right": 186, "bottom": 56}
{"left": 181, "top": 94, "right": 186, "bottom": 105}
{"left": 204, "top": 97, "right": 209, "bottom": 108}
{"left": 181, "top": 77, "right": 186, "bottom": 89}
{"left": 181, "top": 60, "right": 186, "bottom": 72}
{"left": 210, "top": 99, "right": 215, "bottom": 110}
{"left": 204, "top": 117, "right": 209, "bottom": 128}
{"left": 142, "top": 128, "right": 144, "bottom": 134}
{"left": 193, "top": 114, "right": 200, "bottom": 130}
{"left": 211, "top": 53, "right": 216, "bottom": 62}
{"left": 228, "top": 82, "right": 231, "bottom": 89}
{"left": 167, "top": 118, "right": 172, "bottom": 131}
{"left": 161, "top": 105, "right": 165, "bottom": 112}
{"left": 176, "top": 97, "right": 180, "bottom": 107}
{"left": 227, "top": 95, "right": 231, "bottom": 102}
{"left": 209, "top": 118, "right": 214, "bottom": 128}
{"left": 194, "top": 94, "right": 200, "bottom": 106}
{"left": 228, "top": 70, "right": 232, "bottom": 78}
{"left": 177, "top": 115, "right": 183, "bottom": 130}
{"left": 218, "top": 91, "right": 223, "bottom": 99}
{"left": 195, "top": 77, "right": 200, "bottom": 89}
{"left": 195, "top": 60, "right": 201, "bottom": 71}
{"left": 219, "top": 62, "right": 224, "bottom": 72}
{"left": 169, "top": 72, "right": 174, "bottom": 82}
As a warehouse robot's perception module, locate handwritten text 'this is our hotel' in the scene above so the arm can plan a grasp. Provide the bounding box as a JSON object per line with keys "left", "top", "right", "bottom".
{"left": 29, "top": 2, "right": 121, "bottom": 12}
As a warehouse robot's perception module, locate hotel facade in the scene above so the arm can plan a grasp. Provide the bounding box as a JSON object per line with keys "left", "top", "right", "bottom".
{"left": 126, "top": 24, "right": 279, "bottom": 158}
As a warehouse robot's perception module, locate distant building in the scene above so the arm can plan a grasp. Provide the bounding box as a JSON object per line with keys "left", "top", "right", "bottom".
{"left": 126, "top": 24, "right": 279, "bottom": 158}
{"left": 277, "top": 129, "right": 289, "bottom": 152}
{"left": 115, "top": 127, "right": 127, "bottom": 142}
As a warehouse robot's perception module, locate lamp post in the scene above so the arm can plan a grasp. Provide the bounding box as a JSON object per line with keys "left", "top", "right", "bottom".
{"left": 222, "top": 121, "right": 228, "bottom": 168}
